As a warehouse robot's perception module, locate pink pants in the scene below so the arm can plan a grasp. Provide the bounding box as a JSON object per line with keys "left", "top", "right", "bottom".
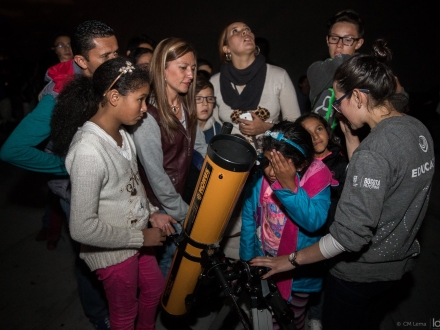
{"left": 96, "top": 249, "right": 164, "bottom": 330}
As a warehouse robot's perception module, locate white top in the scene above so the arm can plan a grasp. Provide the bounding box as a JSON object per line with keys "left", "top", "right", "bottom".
{"left": 66, "top": 125, "right": 158, "bottom": 271}
{"left": 210, "top": 63, "right": 301, "bottom": 151}
{"left": 83, "top": 121, "right": 132, "bottom": 160}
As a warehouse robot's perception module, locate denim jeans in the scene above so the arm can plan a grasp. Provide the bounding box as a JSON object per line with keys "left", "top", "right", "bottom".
{"left": 322, "top": 273, "right": 395, "bottom": 330}
{"left": 156, "top": 222, "right": 181, "bottom": 278}
{"left": 59, "top": 198, "right": 109, "bottom": 326}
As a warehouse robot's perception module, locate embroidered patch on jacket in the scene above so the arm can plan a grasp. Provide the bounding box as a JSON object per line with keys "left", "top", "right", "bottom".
{"left": 352, "top": 175, "right": 380, "bottom": 189}
{"left": 362, "top": 178, "right": 381, "bottom": 189}
{"left": 419, "top": 135, "right": 428, "bottom": 152}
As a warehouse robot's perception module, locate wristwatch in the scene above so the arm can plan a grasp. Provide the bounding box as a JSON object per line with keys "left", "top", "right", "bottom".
{"left": 288, "top": 251, "right": 301, "bottom": 267}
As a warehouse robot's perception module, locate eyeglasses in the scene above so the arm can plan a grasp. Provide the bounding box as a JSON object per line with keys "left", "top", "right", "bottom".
{"left": 54, "top": 43, "right": 71, "bottom": 49}
{"left": 332, "top": 89, "right": 370, "bottom": 113}
{"left": 327, "top": 35, "right": 361, "bottom": 46}
{"left": 195, "top": 96, "right": 216, "bottom": 104}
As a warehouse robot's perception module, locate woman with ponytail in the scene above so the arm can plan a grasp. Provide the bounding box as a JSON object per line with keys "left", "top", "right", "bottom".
{"left": 53, "top": 57, "right": 170, "bottom": 329}
{"left": 250, "top": 40, "right": 435, "bottom": 329}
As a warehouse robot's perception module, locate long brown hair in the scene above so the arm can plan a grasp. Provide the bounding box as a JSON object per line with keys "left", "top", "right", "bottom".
{"left": 149, "top": 37, "right": 197, "bottom": 140}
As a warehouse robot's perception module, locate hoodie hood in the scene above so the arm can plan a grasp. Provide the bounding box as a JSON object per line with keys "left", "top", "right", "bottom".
{"left": 41, "top": 59, "right": 82, "bottom": 98}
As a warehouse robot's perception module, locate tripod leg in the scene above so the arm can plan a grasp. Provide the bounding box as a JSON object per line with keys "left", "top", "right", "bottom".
{"left": 208, "top": 299, "right": 233, "bottom": 330}
{"left": 250, "top": 296, "right": 273, "bottom": 330}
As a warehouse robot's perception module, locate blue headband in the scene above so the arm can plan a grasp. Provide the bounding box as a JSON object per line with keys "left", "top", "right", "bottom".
{"left": 264, "top": 130, "right": 306, "bottom": 156}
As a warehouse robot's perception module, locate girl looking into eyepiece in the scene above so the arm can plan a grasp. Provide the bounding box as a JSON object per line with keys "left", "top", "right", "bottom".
{"left": 240, "top": 120, "right": 335, "bottom": 330}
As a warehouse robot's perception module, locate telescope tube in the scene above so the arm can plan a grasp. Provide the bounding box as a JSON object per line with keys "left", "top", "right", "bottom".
{"left": 161, "top": 133, "right": 257, "bottom": 316}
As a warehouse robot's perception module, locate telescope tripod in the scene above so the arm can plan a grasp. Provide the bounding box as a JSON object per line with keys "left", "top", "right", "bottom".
{"left": 195, "top": 249, "right": 297, "bottom": 330}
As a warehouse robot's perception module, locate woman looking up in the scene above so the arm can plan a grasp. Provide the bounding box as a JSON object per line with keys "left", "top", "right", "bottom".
{"left": 211, "top": 22, "right": 301, "bottom": 259}
{"left": 210, "top": 21, "right": 300, "bottom": 154}
{"left": 132, "top": 38, "right": 207, "bottom": 277}
{"left": 250, "top": 39, "right": 435, "bottom": 330}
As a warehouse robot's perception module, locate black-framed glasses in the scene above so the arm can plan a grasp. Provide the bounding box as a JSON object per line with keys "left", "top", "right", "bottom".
{"left": 327, "top": 35, "right": 361, "bottom": 46}
{"left": 195, "top": 96, "right": 216, "bottom": 104}
{"left": 332, "top": 89, "right": 370, "bottom": 113}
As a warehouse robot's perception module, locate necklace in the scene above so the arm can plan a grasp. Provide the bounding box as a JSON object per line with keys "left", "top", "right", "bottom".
{"left": 170, "top": 104, "right": 180, "bottom": 113}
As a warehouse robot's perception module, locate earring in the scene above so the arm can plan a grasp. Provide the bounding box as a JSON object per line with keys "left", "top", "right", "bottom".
{"left": 255, "top": 46, "right": 260, "bottom": 56}
{"left": 225, "top": 53, "right": 232, "bottom": 61}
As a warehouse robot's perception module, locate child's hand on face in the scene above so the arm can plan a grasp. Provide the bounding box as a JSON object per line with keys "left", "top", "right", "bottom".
{"left": 270, "top": 150, "right": 297, "bottom": 191}
{"left": 142, "top": 228, "right": 166, "bottom": 246}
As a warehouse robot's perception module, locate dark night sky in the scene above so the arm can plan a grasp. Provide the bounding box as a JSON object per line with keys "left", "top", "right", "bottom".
{"left": 1, "top": 0, "right": 439, "bottom": 94}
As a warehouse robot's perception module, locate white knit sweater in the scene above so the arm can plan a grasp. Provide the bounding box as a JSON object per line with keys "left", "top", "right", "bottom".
{"left": 66, "top": 125, "right": 157, "bottom": 271}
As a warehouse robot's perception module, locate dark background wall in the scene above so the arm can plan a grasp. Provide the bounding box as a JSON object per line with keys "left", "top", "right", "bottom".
{"left": 1, "top": 0, "right": 439, "bottom": 94}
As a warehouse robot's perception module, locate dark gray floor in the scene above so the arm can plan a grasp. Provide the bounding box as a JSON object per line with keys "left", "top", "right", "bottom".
{"left": 1, "top": 149, "right": 439, "bottom": 330}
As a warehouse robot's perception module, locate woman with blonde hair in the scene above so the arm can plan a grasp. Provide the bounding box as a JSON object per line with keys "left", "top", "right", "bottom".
{"left": 132, "top": 37, "right": 207, "bottom": 277}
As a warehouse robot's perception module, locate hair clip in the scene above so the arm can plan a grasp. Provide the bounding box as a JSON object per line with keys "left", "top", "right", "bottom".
{"left": 103, "top": 61, "right": 135, "bottom": 96}
{"left": 264, "top": 130, "right": 306, "bottom": 156}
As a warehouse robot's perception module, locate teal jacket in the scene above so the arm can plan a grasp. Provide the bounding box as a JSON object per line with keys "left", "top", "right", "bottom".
{"left": 0, "top": 60, "right": 81, "bottom": 175}
{"left": 0, "top": 94, "right": 67, "bottom": 175}
{"left": 240, "top": 160, "right": 334, "bottom": 295}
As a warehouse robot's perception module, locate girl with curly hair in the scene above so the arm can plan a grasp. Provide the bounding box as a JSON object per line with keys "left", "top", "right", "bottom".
{"left": 52, "top": 57, "right": 174, "bottom": 329}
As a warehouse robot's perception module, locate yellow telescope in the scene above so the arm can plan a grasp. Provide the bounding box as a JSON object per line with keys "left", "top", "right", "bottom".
{"left": 161, "top": 130, "right": 257, "bottom": 316}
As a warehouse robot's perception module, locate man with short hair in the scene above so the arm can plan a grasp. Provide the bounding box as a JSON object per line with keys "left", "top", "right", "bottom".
{"left": 0, "top": 20, "right": 118, "bottom": 330}
{"left": 1, "top": 20, "right": 118, "bottom": 173}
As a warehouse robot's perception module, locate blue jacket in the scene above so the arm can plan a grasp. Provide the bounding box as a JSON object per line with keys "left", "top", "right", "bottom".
{"left": 240, "top": 161, "right": 333, "bottom": 294}
{"left": 202, "top": 117, "right": 222, "bottom": 144}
